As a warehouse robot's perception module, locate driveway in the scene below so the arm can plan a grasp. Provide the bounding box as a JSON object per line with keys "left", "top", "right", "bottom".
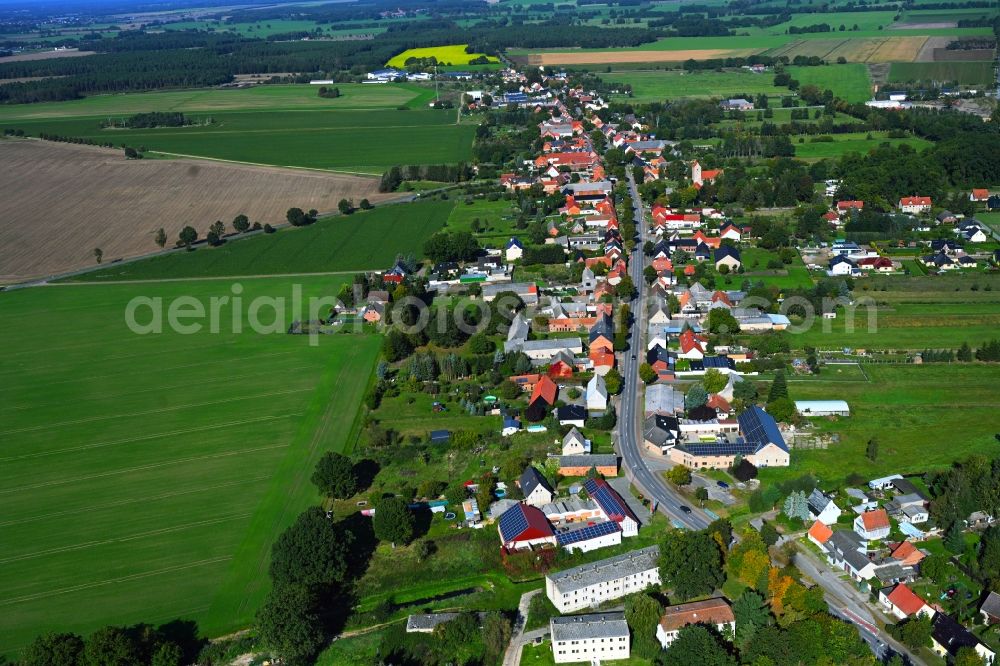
{"left": 502, "top": 588, "right": 544, "bottom": 666}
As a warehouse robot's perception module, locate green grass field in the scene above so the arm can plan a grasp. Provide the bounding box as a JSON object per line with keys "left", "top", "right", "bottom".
{"left": 65, "top": 199, "right": 455, "bottom": 281}
{"left": 0, "top": 278, "right": 381, "bottom": 655}
{"left": 0, "top": 85, "right": 475, "bottom": 174}
{"left": 759, "top": 363, "right": 1000, "bottom": 486}
{"left": 605, "top": 69, "right": 782, "bottom": 102}
{"left": 160, "top": 18, "right": 388, "bottom": 38}
{"left": 787, "top": 64, "right": 872, "bottom": 103}
{"left": 0, "top": 84, "right": 426, "bottom": 120}
{"left": 889, "top": 61, "right": 997, "bottom": 86}
{"left": 386, "top": 44, "right": 499, "bottom": 68}
{"left": 792, "top": 132, "right": 933, "bottom": 159}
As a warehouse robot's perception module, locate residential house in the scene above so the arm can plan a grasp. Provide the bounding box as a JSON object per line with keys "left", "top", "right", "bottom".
{"left": 931, "top": 613, "right": 995, "bottom": 664}
{"left": 720, "top": 98, "right": 754, "bottom": 111}
{"left": 585, "top": 478, "right": 639, "bottom": 536}
{"left": 980, "top": 591, "right": 1000, "bottom": 625}
{"left": 656, "top": 598, "right": 735, "bottom": 649}
{"left": 970, "top": 189, "right": 990, "bottom": 202}
{"left": 808, "top": 489, "right": 842, "bottom": 525}
{"left": 825, "top": 529, "right": 877, "bottom": 581}
{"left": 550, "top": 613, "right": 630, "bottom": 664}
{"left": 498, "top": 502, "right": 557, "bottom": 551}
{"left": 808, "top": 520, "right": 833, "bottom": 548}
{"left": 520, "top": 338, "right": 584, "bottom": 361}
{"left": 545, "top": 546, "right": 661, "bottom": 612}
{"left": 879, "top": 583, "right": 934, "bottom": 620}
{"left": 714, "top": 246, "right": 742, "bottom": 272}
{"left": 678, "top": 329, "right": 707, "bottom": 360}
{"left": 828, "top": 255, "right": 859, "bottom": 277}
{"left": 520, "top": 466, "right": 555, "bottom": 507}
{"left": 562, "top": 427, "right": 591, "bottom": 455}
{"left": 557, "top": 405, "right": 587, "bottom": 427}
{"left": 854, "top": 509, "right": 891, "bottom": 540}
{"left": 506, "top": 237, "right": 524, "bottom": 262}
{"left": 502, "top": 417, "right": 522, "bottom": 437}
{"left": 586, "top": 374, "right": 609, "bottom": 412}
{"left": 645, "top": 384, "right": 684, "bottom": 415}
{"left": 720, "top": 223, "right": 742, "bottom": 242}
{"left": 899, "top": 196, "right": 932, "bottom": 214}
{"left": 889, "top": 540, "right": 926, "bottom": 567}
{"left": 530, "top": 376, "right": 559, "bottom": 408}
{"left": 837, "top": 200, "right": 864, "bottom": 215}
{"left": 643, "top": 414, "right": 681, "bottom": 453}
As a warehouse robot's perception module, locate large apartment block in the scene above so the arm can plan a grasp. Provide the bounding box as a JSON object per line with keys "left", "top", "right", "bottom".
{"left": 545, "top": 545, "right": 660, "bottom": 612}
{"left": 550, "top": 612, "right": 630, "bottom": 664}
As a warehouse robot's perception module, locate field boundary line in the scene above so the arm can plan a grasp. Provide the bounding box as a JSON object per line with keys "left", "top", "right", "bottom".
{"left": 0, "top": 443, "right": 289, "bottom": 494}
{"left": 0, "top": 387, "right": 311, "bottom": 436}
{"left": 0, "top": 556, "right": 233, "bottom": 607}
{"left": 146, "top": 150, "right": 386, "bottom": 177}
{"left": 0, "top": 475, "right": 271, "bottom": 528}
{"left": 0, "top": 512, "right": 252, "bottom": 565}
{"left": 44, "top": 270, "right": 378, "bottom": 286}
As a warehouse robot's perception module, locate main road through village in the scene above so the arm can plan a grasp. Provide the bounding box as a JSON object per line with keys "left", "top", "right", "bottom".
{"left": 616, "top": 171, "right": 712, "bottom": 532}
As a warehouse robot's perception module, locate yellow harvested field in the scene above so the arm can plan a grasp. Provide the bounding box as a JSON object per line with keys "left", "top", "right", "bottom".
{"left": 523, "top": 48, "right": 759, "bottom": 65}
{"left": 0, "top": 48, "right": 95, "bottom": 63}
{"left": 767, "top": 37, "right": 928, "bottom": 63}
{"left": 868, "top": 36, "right": 928, "bottom": 62}
{"left": 0, "top": 139, "right": 391, "bottom": 282}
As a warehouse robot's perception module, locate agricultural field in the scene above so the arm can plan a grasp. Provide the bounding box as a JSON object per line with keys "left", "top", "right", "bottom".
{"left": 787, "top": 64, "right": 872, "bottom": 103}
{"left": 160, "top": 18, "right": 387, "bottom": 38}
{"left": 2, "top": 109, "right": 474, "bottom": 175}
{"left": 65, "top": 198, "right": 455, "bottom": 281}
{"left": 0, "top": 139, "right": 389, "bottom": 282}
{"left": 792, "top": 131, "right": 933, "bottom": 159}
{"left": 0, "top": 278, "right": 381, "bottom": 656}
{"left": 0, "top": 84, "right": 425, "bottom": 119}
{"left": 758, "top": 363, "right": 1000, "bottom": 487}
{"left": 889, "top": 61, "right": 997, "bottom": 85}
{"left": 386, "top": 44, "right": 499, "bottom": 68}
{"left": 605, "top": 69, "right": 782, "bottom": 102}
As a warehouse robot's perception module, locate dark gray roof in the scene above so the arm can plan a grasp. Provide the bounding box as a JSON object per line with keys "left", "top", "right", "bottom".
{"left": 807, "top": 489, "right": 833, "bottom": 515}
{"left": 557, "top": 454, "right": 617, "bottom": 469}
{"left": 828, "top": 530, "right": 870, "bottom": 571}
{"left": 932, "top": 613, "right": 984, "bottom": 656}
{"left": 406, "top": 613, "right": 460, "bottom": 632}
{"left": 644, "top": 414, "right": 680, "bottom": 447}
{"left": 520, "top": 466, "right": 553, "bottom": 498}
{"left": 981, "top": 591, "right": 1000, "bottom": 619}
{"left": 547, "top": 546, "right": 659, "bottom": 594}
{"left": 550, "top": 612, "right": 628, "bottom": 642}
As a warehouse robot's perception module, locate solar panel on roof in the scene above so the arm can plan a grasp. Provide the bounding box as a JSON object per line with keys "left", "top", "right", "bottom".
{"left": 499, "top": 505, "right": 529, "bottom": 542}
{"left": 556, "top": 520, "right": 620, "bottom": 545}
{"left": 681, "top": 439, "right": 756, "bottom": 456}
{"left": 738, "top": 406, "right": 787, "bottom": 452}
{"left": 584, "top": 479, "right": 636, "bottom": 522}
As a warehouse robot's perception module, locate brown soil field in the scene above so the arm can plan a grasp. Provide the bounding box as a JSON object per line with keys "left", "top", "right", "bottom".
{"left": 867, "top": 37, "right": 928, "bottom": 62}
{"left": 520, "top": 48, "right": 759, "bottom": 66}
{"left": 890, "top": 21, "right": 957, "bottom": 30}
{"left": 0, "top": 49, "right": 95, "bottom": 63}
{"left": 917, "top": 36, "right": 952, "bottom": 61}
{"left": 932, "top": 48, "right": 996, "bottom": 61}
{"left": 0, "top": 139, "right": 390, "bottom": 282}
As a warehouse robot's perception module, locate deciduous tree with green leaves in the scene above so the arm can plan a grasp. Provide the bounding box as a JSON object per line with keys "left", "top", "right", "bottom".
{"left": 311, "top": 451, "right": 358, "bottom": 499}
{"left": 373, "top": 495, "right": 415, "bottom": 546}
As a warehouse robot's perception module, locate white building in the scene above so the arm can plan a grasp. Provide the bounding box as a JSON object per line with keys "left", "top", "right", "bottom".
{"left": 656, "top": 598, "right": 735, "bottom": 648}
{"left": 807, "top": 489, "right": 842, "bottom": 526}
{"left": 550, "top": 613, "right": 630, "bottom": 664}
{"left": 586, "top": 374, "right": 608, "bottom": 412}
{"left": 562, "top": 427, "right": 591, "bottom": 455}
{"left": 546, "top": 546, "right": 660, "bottom": 613}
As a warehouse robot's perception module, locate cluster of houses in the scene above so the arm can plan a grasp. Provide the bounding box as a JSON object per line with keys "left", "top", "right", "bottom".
{"left": 496, "top": 468, "right": 641, "bottom": 554}
{"left": 806, "top": 476, "right": 997, "bottom": 664}
{"left": 541, "top": 546, "right": 735, "bottom": 663}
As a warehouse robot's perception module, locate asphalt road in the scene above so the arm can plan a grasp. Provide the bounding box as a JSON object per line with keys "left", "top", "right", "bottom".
{"left": 615, "top": 171, "right": 711, "bottom": 532}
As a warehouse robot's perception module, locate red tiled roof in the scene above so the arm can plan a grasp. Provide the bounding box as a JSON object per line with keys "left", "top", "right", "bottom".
{"left": 837, "top": 200, "right": 864, "bottom": 210}
{"left": 971, "top": 188, "right": 989, "bottom": 200}
{"left": 899, "top": 196, "right": 932, "bottom": 206}
{"left": 707, "top": 394, "right": 731, "bottom": 412}
{"left": 659, "top": 599, "right": 734, "bottom": 632}
{"left": 808, "top": 520, "right": 833, "bottom": 544}
{"left": 886, "top": 584, "right": 927, "bottom": 616}
{"left": 530, "top": 376, "right": 558, "bottom": 405}
{"left": 861, "top": 509, "right": 890, "bottom": 531}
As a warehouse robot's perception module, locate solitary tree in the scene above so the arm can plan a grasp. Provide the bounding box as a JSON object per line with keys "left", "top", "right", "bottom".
{"left": 666, "top": 465, "right": 692, "bottom": 486}
{"left": 177, "top": 226, "right": 197, "bottom": 249}
{"left": 154, "top": 227, "right": 167, "bottom": 248}
{"left": 685, "top": 384, "right": 708, "bottom": 410}
{"left": 311, "top": 452, "right": 358, "bottom": 499}
{"left": 232, "top": 214, "right": 250, "bottom": 233}
{"left": 695, "top": 486, "right": 709, "bottom": 505}
{"left": 286, "top": 207, "right": 307, "bottom": 226}
{"left": 359, "top": 199, "right": 373, "bottom": 210}
{"left": 93, "top": 248, "right": 103, "bottom": 264}
{"left": 210, "top": 220, "right": 225, "bottom": 238}
{"left": 372, "top": 495, "right": 415, "bottom": 547}
{"left": 338, "top": 199, "right": 354, "bottom": 215}
{"left": 256, "top": 583, "right": 326, "bottom": 665}
{"left": 768, "top": 370, "right": 788, "bottom": 403}
{"left": 866, "top": 437, "right": 878, "bottom": 462}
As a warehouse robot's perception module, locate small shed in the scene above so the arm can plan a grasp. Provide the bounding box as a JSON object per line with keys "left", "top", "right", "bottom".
{"left": 430, "top": 429, "right": 451, "bottom": 443}
{"left": 795, "top": 400, "right": 850, "bottom": 417}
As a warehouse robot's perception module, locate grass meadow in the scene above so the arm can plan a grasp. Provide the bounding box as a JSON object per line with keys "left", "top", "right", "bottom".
{"left": 758, "top": 363, "right": 1000, "bottom": 487}
{"left": 605, "top": 69, "right": 781, "bottom": 101}
{"left": 0, "top": 278, "right": 381, "bottom": 655}
{"left": 792, "top": 131, "right": 933, "bottom": 159}
{"left": 787, "top": 64, "right": 872, "bottom": 103}
{"left": 67, "top": 199, "right": 455, "bottom": 281}
{"left": 889, "top": 61, "right": 997, "bottom": 85}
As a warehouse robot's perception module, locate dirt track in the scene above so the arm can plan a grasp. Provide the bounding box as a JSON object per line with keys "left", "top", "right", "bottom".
{"left": 0, "top": 139, "right": 390, "bottom": 282}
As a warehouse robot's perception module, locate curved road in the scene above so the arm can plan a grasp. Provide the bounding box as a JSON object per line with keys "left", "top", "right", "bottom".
{"left": 616, "top": 171, "right": 711, "bottom": 531}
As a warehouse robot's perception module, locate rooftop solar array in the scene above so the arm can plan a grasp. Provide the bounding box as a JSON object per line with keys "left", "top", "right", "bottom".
{"left": 738, "top": 405, "right": 788, "bottom": 452}
{"left": 498, "top": 504, "right": 529, "bottom": 542}
{"left": 679, "top": 438, "right": 756, "bottom": 457}
{"left": 556, "top": 520, "right": 620, "bottom": 546}
{"left": 585, "top": 479, "right": 637, "bottom": 523}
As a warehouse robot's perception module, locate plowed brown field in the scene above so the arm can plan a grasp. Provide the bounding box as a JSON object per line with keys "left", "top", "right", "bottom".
{"left": 0, "top": 139, "right": 389, "bottom": 282}
{"left": 521, "top": 48, "right": 759, "bottom": 65}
